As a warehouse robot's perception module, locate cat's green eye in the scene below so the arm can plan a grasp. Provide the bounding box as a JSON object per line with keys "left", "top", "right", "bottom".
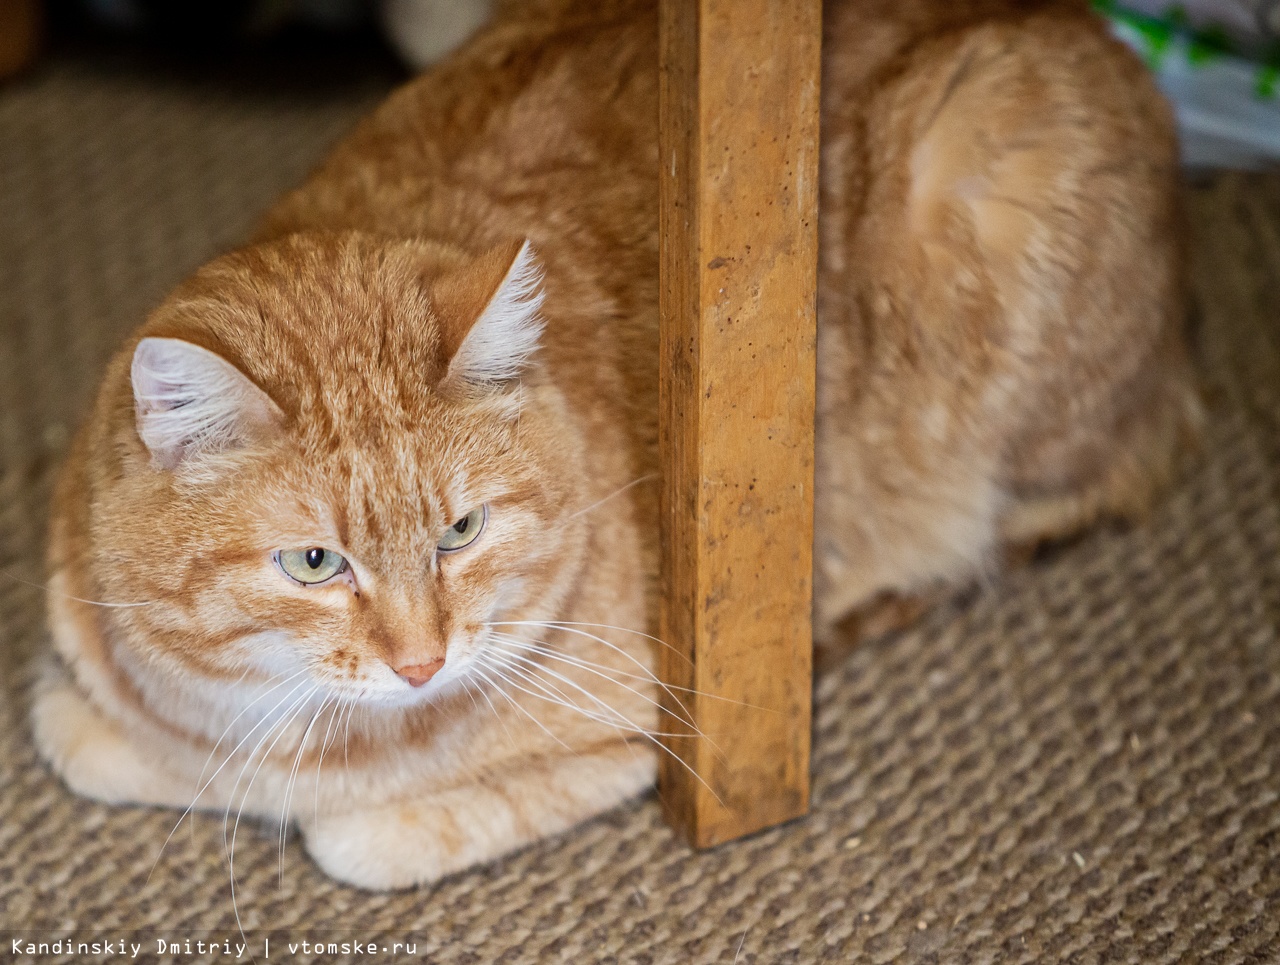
{"left": 277, "top": 547, "right": 347, "bottom": 585}
{"left": 438, "top": 505, "right": 487, "bottom": 553}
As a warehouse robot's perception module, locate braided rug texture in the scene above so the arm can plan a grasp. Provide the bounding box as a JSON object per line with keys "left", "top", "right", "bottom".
{"left": 1, "top": 45, "right": 1278, "bottom": 965}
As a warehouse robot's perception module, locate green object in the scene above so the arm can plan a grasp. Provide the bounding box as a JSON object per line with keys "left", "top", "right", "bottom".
{"left": 1097, "top": 1, "right": 1280, "bottom": 101}
{"left": 1256, "top": 64, "right": 1279, "bottom": 98}
{"left": 1097, "top": 1, "right": 1280, "bottom": 165}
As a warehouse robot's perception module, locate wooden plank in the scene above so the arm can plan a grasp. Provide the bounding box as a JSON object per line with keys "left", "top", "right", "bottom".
{"left": 657, "top": 0, "right": 820, "bottom": 847}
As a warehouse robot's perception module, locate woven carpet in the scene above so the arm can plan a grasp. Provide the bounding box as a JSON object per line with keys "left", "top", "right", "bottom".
{"left": 2, "top": 39, "right": 1280, "bottom": 965}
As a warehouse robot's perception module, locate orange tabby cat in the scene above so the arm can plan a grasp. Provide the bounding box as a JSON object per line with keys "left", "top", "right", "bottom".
{"left": 33, "top": 0, "right": 1199, "bottom": 889}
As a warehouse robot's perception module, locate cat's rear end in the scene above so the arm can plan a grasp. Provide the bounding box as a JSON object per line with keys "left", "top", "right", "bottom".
{"left": 812, "top": 0, "right": 1200, "bottom": 637}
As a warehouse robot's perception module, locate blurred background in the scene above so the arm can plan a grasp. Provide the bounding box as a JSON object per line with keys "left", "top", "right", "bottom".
{"left": 1100, "top": 0, "right": 1280, "bottom": 167}
{"left": 4, "top": 0, "right": 1280, "bottom": 166}
{"left": 0, "top": 0, "right": 498, "bottom": 79}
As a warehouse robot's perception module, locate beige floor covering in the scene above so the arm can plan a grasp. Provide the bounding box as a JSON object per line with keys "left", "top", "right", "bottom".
{"left": 2, "top": 41, "right": 1279, "bottom": 965}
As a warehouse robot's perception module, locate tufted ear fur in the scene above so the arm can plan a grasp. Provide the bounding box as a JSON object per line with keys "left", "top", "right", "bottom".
{"left": 131, "top": 337, "right": 284, "bottom": 470}
{"left": 431, "top": 239, "right": 546, "bottom": 390}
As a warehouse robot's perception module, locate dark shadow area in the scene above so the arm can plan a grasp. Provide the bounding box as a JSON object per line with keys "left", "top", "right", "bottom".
{"left": 26, "top": 0, "right": 408, "bottom": 102}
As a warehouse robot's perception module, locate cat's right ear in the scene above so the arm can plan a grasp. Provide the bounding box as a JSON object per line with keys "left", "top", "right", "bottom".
{"left": 130, "top": 337, "right": 284, "bottom": 470}
{"left": 430, "top": 240, "right": 545, "bottom": 392}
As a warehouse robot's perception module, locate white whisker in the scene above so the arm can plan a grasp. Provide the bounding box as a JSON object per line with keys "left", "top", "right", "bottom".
{"left": 483, "top": 660, "right": 649, "bottom": 746}
{"left": 488, "top": 623, "right": 701, "bottom": 726}
{"left": 473, "top": 652, "right": 649, "bottom": 777}
{"left": 488, "top": 635, "right": 721, "bottom": 765}
{"left": 564, "top": 474, "right": 656, "bottom": 521}
{"left": 279, "top": 694, "right": 333, "bottom": 884}
{"left": 224, "top": 685, "right": 317, "bottom": 855}
{"left": 488, "top": 633, "right": 706, "bottom": 697}
{"left": 488, "top": 638, "right": 704, "bottom": 740}
{"left": 477, "top": 663, "right": 574, "bottom": 751}
{"left": 461, "top": 677, "right": 483, "bottom": 716}
{"left": 149, "top": 672, "right": 309, "bottom": 882}
{"left": 16, "top": 575, "right": 157, "bottom": 608}
{"left": 485, "top": 649, "right": 692, "bottom": 740}
{"left": 191, "top": 671, "right": 307, "bottom": 797}
{"left": 490, "top": 619, "right": 691, "bottom": 666}
{"left": 490, "top": 621, "right": 770, "bottom": 712}
{"left": 459, "top": 672, "right": 519, "bottom": 753}
{"left": 226, "top": 686, "right": 319, "bottom": 943}
{"left": 340, "top": 692, "right": 360, "bottom": 779}
{"left": 470, "top": 662, "right": 559, "bottom": 748}
{"left": 479, "top": 649, "right": 722, "bottom": 802}
{"left": 485, "top": 644, "right": 656, "bottom": 773}
{"left": 313, "top": 697, "right": 347, "bottom": 825}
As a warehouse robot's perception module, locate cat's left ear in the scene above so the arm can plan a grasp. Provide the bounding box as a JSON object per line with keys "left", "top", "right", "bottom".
{"left": 131, "top": 337, "right": 284, "bottom": 470}
{"left": 431, "top": 239, "right": 545, "bottom": 390}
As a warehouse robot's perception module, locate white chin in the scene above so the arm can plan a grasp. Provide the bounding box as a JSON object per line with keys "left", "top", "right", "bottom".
{"left": 364, "top": 685, "right": 438, "bottom": 709}
{"left": 364, "top": 675, "right": 462, "bottom": 709}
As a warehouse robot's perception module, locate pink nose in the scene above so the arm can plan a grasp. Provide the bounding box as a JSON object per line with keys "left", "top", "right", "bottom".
{"left": 396, "top": 659, "right": 445, "bottom": 688}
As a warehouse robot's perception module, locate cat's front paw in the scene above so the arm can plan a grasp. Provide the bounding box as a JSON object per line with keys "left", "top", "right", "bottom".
{"left": 301, "top": 793, "right": 511, "bottom": 890}
{"left": 31, "top": 676, "right": 189, "bottom": 808}
{"left": 301, "top": 745, "right": 654, "bottom": 889}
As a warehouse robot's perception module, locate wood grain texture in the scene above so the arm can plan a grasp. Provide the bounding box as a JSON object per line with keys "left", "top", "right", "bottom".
{"left": 658, "top": 0, "right": 820, "bottom": 847}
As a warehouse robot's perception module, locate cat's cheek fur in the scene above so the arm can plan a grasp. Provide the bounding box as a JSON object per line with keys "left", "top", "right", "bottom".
{"left": 299, "top": 745, "right": 657, "bottom": 890}
{"left": 226, "top": 629, "right": 318, "bottom": 683}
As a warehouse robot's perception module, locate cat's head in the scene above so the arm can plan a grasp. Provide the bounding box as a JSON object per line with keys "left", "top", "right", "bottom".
{"left": 88, "top": 232, "right": 585, "bottom": 708}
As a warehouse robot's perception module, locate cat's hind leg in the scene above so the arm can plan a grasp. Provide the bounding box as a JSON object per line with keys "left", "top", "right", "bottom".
{"left": 31, "top": 667, "right": 194, "bottom": 810}
{"left": 999, "top": 352, "right": 1203, "bottom": 559}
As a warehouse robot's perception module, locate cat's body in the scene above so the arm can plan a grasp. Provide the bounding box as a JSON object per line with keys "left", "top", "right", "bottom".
{"left": 34, "top": 0, "right": 1199, "bottom": 889}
